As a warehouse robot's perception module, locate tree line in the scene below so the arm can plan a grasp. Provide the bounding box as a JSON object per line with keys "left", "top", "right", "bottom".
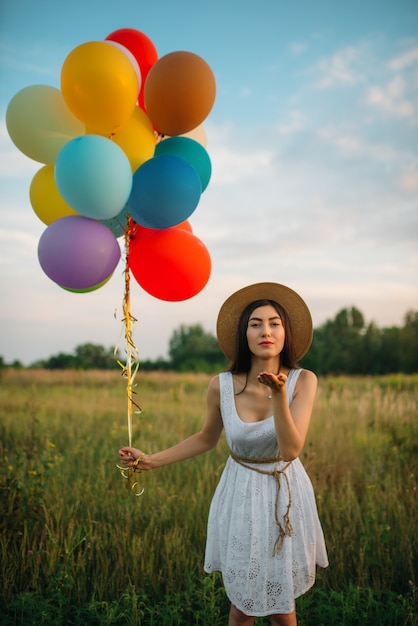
{"left": 2, "top": 307, "right": 417, "bottom": 375}
{"left": 301, "top": 307, "right": 418, "bottom": 375}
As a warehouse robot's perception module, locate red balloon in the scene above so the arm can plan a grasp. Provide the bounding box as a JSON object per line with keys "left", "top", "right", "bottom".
{"left": 128, "top": 228, "right": 211, "bottom": 301}
{"left": 106, "top": 28, "right": 158, "bottom": 109}
{"left": 130, "top": 219, "right": 192, "bottom": 244}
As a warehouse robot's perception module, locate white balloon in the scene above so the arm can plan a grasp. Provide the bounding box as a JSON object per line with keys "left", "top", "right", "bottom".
{"left": 160, "top": 123, "right": 208, "bottom": 147}
{"left": 107, "top": 40, "right": 142, "bottom": 93}
{"left": 181, "top": 123, "right": 207, "bottom": 147}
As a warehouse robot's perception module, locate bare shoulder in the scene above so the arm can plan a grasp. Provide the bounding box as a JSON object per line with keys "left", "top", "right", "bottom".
{"left": 208, "top": 374, "right": 221, "bottom": 392}
{"left": 295, "top": 368, "right": 318, "bottom": 394}
{"left": 207, "top": 374, "right": 221, "bottom": 405}
{"left": 298, "top": 368, "right": 317, "bottom": 383}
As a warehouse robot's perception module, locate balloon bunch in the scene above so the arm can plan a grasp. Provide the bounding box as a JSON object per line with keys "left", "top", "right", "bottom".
{"left": 6, "top": 27, "right": 216, "bottom": 301}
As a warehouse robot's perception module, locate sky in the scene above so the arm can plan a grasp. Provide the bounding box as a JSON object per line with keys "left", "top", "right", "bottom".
{"left": 1, "top": 0, "right": 417, "bottom": 365}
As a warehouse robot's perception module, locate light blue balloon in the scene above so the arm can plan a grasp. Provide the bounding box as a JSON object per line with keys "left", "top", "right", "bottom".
{"left": 55, "top": 135, "right": 133, "bottom": 220}
{"left": 155, "top": 137, "right": 212, "bottom": 191}
{"left": 128, "top": 154, "right": 202, "bottom": 229}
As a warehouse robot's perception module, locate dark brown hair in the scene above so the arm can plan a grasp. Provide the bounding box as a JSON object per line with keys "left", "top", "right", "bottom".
{"left": 228, "top": 299, "right": 298, "bottom": 374}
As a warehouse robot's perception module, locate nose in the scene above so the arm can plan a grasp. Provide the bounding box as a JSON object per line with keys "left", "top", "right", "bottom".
{"left": 261, "top": 325, "right": 271, "bottom": 336}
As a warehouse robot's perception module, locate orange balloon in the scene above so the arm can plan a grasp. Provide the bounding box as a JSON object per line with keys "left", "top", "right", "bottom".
{"left": 30, "top": 165, "right": 79, "bottom": 224}
{"left": 61, "top": 41, "right": 139, "bottom": 135}
{"left": 144, "top": 51, "right": 216, "bottom": 136}
{"left": 128, "top": 228, "right": 211, "bottom": 301}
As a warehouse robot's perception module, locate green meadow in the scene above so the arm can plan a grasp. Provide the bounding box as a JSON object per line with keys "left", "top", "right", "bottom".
{"left": 0, "top": 369, "right": 416, "bottom": 625}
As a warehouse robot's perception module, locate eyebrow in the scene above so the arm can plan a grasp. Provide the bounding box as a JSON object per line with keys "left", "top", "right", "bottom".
{"left": 248, "top": 315, "right": 282, "bottom": 322}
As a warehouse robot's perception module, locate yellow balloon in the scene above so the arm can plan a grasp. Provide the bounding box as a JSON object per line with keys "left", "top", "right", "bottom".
{"left": 111, "top": 106, "right": 156, "bottom": 172}
{"left": 30, "top": 165, "right": 79, "bottom": 225}
{"left": 61, "top": 41, "right": 139, "bottom": 135}
{"left": 6, "top": 85, "right": 85, "bottom": 164}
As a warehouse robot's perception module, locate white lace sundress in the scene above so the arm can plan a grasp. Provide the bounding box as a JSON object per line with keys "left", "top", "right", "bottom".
{"left": 204, "top": 369, "right": 328, "bottom": 616}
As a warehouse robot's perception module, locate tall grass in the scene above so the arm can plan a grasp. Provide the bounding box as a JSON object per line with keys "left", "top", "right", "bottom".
{"left": 0, "top": 369, "right": 416, "bottom": 625}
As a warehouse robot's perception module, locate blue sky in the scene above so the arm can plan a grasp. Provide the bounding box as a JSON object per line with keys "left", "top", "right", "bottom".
{"left": 1, "top": 0, "right": 417, "bottom": 364}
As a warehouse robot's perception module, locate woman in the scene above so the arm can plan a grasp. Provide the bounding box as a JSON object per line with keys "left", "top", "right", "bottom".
{"left": 119, "top": 282, "right": 328, "bottom": 625}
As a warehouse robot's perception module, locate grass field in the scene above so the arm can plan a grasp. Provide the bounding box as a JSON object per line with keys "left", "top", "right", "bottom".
{"left": 0, "top": 369, "right": 416, "bottom": 625}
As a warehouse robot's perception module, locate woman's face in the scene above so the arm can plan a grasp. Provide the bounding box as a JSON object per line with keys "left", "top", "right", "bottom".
{"left": 246, "top": 304, "right": 285, "bottom": 359}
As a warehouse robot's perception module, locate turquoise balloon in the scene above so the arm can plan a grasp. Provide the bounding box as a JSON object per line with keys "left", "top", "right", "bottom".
{"left": 155, "top": 136, "right": 211, "bottom": 191}
{"left": 55, "top": 135, "right": 133, "bottom": 219}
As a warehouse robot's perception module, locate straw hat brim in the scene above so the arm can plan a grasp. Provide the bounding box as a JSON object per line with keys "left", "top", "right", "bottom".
{"left": 216, "top": 282, "right": 313, "bottom": 362}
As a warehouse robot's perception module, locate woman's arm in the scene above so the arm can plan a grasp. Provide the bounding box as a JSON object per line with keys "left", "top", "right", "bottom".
{"left": 258, "top": 369, "right": 317, "bottom": 461}
{"left": 119, "top": 376, "right": 223, "bottom": 470}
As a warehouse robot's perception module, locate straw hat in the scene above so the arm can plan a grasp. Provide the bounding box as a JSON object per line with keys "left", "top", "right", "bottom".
{"left": 216, "top": 282, "right": 313, "bottom": 361}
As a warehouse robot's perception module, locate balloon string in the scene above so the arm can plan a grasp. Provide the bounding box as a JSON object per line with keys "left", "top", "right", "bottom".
{"left": 115, "top": 216, "right": 144, "bottom": 496}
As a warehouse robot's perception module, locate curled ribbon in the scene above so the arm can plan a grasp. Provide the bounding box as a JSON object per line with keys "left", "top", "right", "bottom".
{"left": 116, "top": 456, "right": 145, "bottom": 496}
{"left": 115, "top": 217, "right": 144, "bottom": 496}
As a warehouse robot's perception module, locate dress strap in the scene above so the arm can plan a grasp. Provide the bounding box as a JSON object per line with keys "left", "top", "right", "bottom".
{"left": 286, "top": 368, "right": 302, "bottom": 403}
{"left": 229, "top": 450, "right": 293, "bottom": 555}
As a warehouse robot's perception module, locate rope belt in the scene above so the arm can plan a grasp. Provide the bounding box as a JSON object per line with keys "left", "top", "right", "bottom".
{"left": 229, "top": 450, "right": 293, "bottom": 556}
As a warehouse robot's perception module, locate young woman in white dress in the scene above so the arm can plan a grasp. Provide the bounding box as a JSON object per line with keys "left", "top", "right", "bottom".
{"left": 119, "top": 282, "right": 328, "bottom": 625}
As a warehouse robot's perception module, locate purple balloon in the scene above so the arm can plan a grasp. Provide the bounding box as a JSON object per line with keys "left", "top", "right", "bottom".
{"left": 38, "top": 215, "right": 121, "bottom": 290}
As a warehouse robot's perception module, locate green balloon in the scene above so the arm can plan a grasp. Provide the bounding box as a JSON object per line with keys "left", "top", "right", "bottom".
{"left": 60, "top": 274, "right": 113, "bottom": 293}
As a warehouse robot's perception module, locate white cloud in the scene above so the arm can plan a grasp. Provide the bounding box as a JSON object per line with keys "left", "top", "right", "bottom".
{"left": 211, "top": 145, "right": 273, "bottom": 184}
{"left": 288, "top": 42, "right": 308, "bottom": 56}
{"left": 0, "top": 228, "right": 39, "bottom": 264}
{"left": 317, "top": 46, "right": 365, "bottom": 88}
{"left": 208, "top": 123, "right": 275, "bottom": 184}
{"left": 275, "top": 110, "right": 304, "bottom": 135}
{"left": 399, "top": 167, "right": 418, "bottom": 193}
{"left": 389, "top": 46, "right": 418, "bottom": 71}
{"left": 317, "top": 125, "right": 408, "bottom": 163}
{"left": 367, "top": 76, "right": 416, "bottom": 120}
